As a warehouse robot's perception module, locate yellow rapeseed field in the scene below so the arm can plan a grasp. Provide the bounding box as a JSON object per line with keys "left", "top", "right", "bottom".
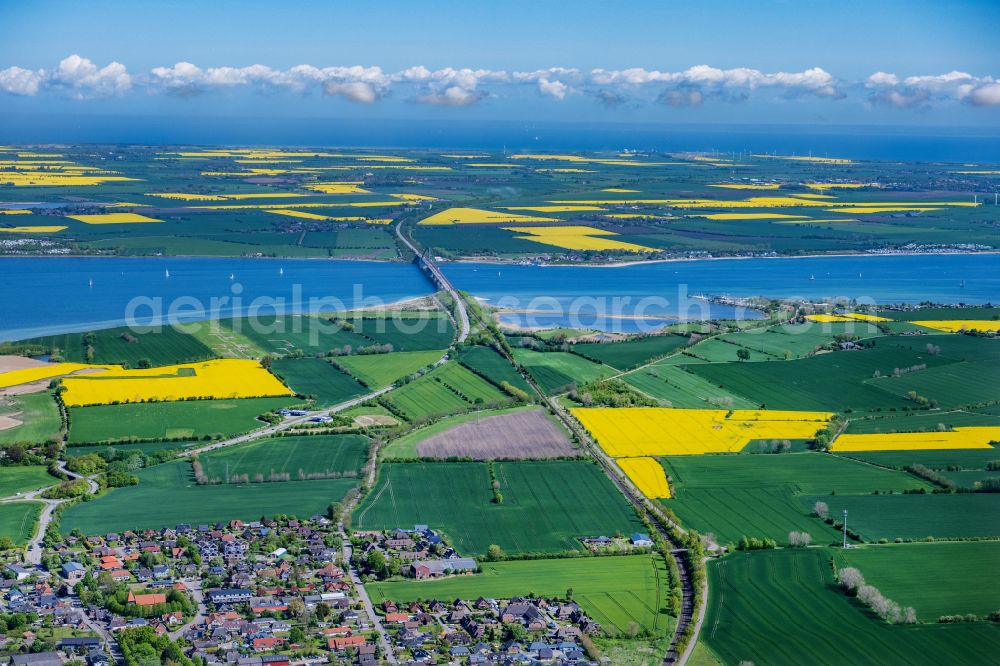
{"left": 390, "top": 193, "right": 438, "bottom": 201}
{"left": 303, "top": 182, "right": 370, "bottom": 194}
{"left": 66, "top": 213, "right": 163, "bottom": 225}
{"left": 265, "top": 209, "right": 338, "bottom": 221}
{"left": 60, "top": 359, "right": 292, "bottom": 407}
{"left": 148, "top": 193, "right": 228, "bottom": 201}
{"left": 617, "top": 457, "right": 671, "bottom": 498}
{"left": 222, "top": 193, "right": 305, "bottom": 199}
{"left": 805, "top": 313, "right": 888, "bottom": 323}
{"left": 0, "top": 226, "right": 67, "bottom": 233}
{"left": 194, "top": 201, "right": 408, "bottom": 211}
{"left": 503, "top": 206, "right": 606, "bottom": 212}
{"left": 840, "top": 313, "right": 891, "bottom": 322}
{"left": 505, "top": 226, "right": 656, "bottom": 253}
{"left": 355, "top": 156, "right": 415, "bottom": 163}
{"left": 548, "top": 197, "right": 977, "bottom": 210}
{"left": 263, "top": 209, "right": 391, "bottom": 224}
{"left": 826, "top": 207, "right": 943, "bottom": 214}
{"left": 694, "top": 213, "right": 809, "bottom": 220}
{"left": 418, "top": 207, "right": 558, "bottom": 225}
{"left": 572, "top": 407, "right": 833, "bottom": 456}
{"left": 910, "top": 320, "right": 1000, "bottom": 333}
{"left": 602, "top": 188, "right": 639, "bottom": 193}
{"left": 0, "top": 210, "right": 31, "bottom": 215}
{"left": 708, "top": 184, "right": 781, "bottom": 190}
{"left": 831, "top": 427, "right": 1000, "bottom": 452}
{"left": 0, "top": 363, "right": 115, "bottom": 389}
{"left": 0, "top": 172, "right": 140, "bottom": 186}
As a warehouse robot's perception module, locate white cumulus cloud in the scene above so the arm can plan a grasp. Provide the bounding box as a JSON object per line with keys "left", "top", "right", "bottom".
{"left": 865, "top": 70, "right": 1000, "bottom": 108}
{"left": 51, "top": 54, "right": 131, "bottom": 99}
{"left": 590, "top": 65, "right": 842, "bottom": 104}
{"left": 1, "top": 55, "right": 997, "bottom": 113}
{"left": 0, "top": 66, "right": 45, "bottom": 96}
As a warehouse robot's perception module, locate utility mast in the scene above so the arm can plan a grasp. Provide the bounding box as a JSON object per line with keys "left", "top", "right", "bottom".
{"left": 842, "top": 509, "right": 849, "bottom": 548}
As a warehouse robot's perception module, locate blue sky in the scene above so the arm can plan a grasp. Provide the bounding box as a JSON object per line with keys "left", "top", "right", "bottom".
{"left": 1, "top": 0, "right": 998, "bottom": 133}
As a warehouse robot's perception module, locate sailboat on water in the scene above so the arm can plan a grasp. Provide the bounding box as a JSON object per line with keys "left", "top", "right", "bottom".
{"left": 165, "top": 269, "right": 170, "bottom": 278}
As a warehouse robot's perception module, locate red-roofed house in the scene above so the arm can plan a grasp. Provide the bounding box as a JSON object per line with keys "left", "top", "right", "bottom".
{"left": 322, "top": 626, "right": 351, "bottom": 636}
{"left": 128, "top": 592, "right": 167, "bottom": 607}
{"left": 328, "top": 635, "right": 366, "bottom": 650}
{"left": 252, "top": 637, "right": 284, "bottom": 652}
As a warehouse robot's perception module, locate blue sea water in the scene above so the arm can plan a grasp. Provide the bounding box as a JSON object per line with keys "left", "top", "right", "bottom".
{"left": 445, "top": 253, "right": 1000, "bottom": 331}
{"left": 2, "top": 116, "right": 998, "bottom": 163}
{"left": 0, "top": 257, "right": 434, "bottom": 341}
{"left": 1, "top": 254, "right": 997, "bottom": 340}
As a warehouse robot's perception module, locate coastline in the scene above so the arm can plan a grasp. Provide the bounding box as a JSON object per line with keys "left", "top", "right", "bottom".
{"left": 447, "top": 249, "right": 1000, "bottom": 269}
{"left": 2, "top": 249, "right": 998, "bottom": 268}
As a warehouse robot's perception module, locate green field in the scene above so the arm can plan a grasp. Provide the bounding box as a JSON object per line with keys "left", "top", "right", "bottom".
{"left": 836, "top": 541, "right": 1000, "bottom": 618}
{"left": 836, "top": 448, "right": 1000, "bottom": 471}
{"left": 571, "top": 334, "right": 689, "bottom": 370}
{"left": 347, "top": 314, "right": 455, "bottom": 352}
{"left": 872, "top": 358, "right": 1000, "bottom": 409}
{"left": 198, "top": 434, "right": 369, "bottom": 482}
{"left": 381, "top": 406, "right": 537, "bottom": 459}
{"left": 385, "top": 362, "right": 510, "bottom": 420}
{"left": 67, "top": 396, "right": 298, "bottom": 444}
{"left": 704, "top": 548, "right": 1000, "bottom": 666}
{"left": 60, "top": 460, "right": 357, "bottom": 534}
{"left": 355, "top": 460, "right": 643, "bottom": 555}
{"left": 369, "top": 554, "right": 671, "bottom": 635}
{"left": 14, "top": 325, "right": 215, "bottom": 367}
{"left": 336, "top": 350, "right": 444, "bottom": 388}
{"left": 623, "top": 364, "right": 757, "bottom": 408}
{"left": 802, "top": 493, "right": 1000, "bottom": 541}
{"left": 457, "top": 345, "right": 532, "bottom": 392}
{"left": 878, "top": 307, "right": 1000, "bottom": 322}
{"left": 662, "top": 453, "right": 929, "bottom": 545}
{"left": 687, "top": 340, "right": 955, "bottom": 411}
{"left": 719, "top": 322, "right": 882, "bottom": 359}
{"left": 512, "top": 349, "right": 612, "bottom": 394}
{"left": 0, "top": 502, "right": 42, "bottom": 544}
{"left": 0, "top": 466, "right": 58, "bottom": 497}
{"left": 0, "top": 393, "right": 62, "bottom": 445}
{"left": 271, "top": 357, "right": 368, "bottom": 406}
{"left": 938, "top": 469, "right": 999, "bottom": 488}
{"left": 683, "top": 337, "right": 776, "bottom": 363}
{"left": 221, "top": 314, "right": 370, "bottom": 356}
{"left": 845, "top": 409, "right": 1000, "bottom": 433}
